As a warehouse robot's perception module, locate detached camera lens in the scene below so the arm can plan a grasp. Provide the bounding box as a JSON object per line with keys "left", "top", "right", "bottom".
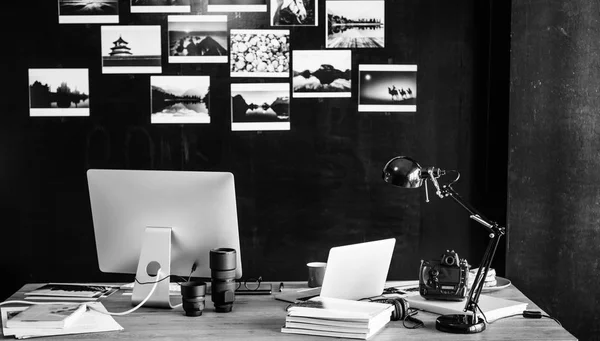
{"left": 209, "top": 248, "right": 237, "bottom": 313}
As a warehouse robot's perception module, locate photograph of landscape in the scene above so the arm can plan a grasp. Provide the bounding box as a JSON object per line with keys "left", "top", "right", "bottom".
{"left": 326, "top": 0, "right": 385, "bottom": 48}
{"left": 130, "top": 0, "right": 191, "bottom": 13}
{"left": 168, "top": 15, "right": 228, "bottom": 64}
{"left": 270, "top": 0, "right": 317, "bottom": 26}
{"left": 151, "top": 76, "right": 210, "bottom": 124}
{"left": 358, "top": 64, "right": 417, "bottom": 112}
{"left": 29, "top": 68, "right": 90, "bottom": 117}
{"left": 208, "top": 0, "right": 267, "bottom": 12}
{"left": 101, "top": 26, "right": 162, "bottom": 74}
{"left": 293, "top": 50, "right": 351, "bottom": 98}
{"left": 58, "top": 0, "right": 118, "bottom": 24}
{"left": 231, "top": 83, "right": 290, "bottom": 131}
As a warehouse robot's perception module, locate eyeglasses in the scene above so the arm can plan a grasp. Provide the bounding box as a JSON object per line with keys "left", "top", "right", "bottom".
{"left": 236, "top": 276, "right": 263, "bottom": 292}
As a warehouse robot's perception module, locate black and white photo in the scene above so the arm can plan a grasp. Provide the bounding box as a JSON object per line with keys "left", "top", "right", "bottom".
{"left": 168, "top": 16, "right": 228, "bottom": 64}
{"left": 230, "top": 29, "right": 290, "bottom": 78}
{"left": 130, "top": 0, "right": 190, "bottom": 13}
{"left": 58, "top": 0, "right": 118, "bottom": 24}
{"left": 293, "top": 50, "right": 351, "bottom": 98}
{"left": 358, "top": 64, "right": 417, "bottom": 112}
{"left": 231, "top": 83, "right": 290, "bottom": 131}
{"left": 270, "top": 0, "right": 317, "bottom": 26}
{"left": 208, "top": 0, "right": 267, "bottom": 12}
{"left": 29, "top": 68, "right": 90, "bottom": 117}
{"left": 101, "top": 26, "right": 162, "bottom": 74}
{"left": 326, "top": 0, "right": 385, "bottom": 48}
{"left": 151, "top": 76, "right": 210, "bottom": 124}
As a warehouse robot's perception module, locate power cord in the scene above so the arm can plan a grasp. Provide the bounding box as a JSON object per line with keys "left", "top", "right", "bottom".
{"left": 475, "top": 305, "right": 562, "bottom": 326}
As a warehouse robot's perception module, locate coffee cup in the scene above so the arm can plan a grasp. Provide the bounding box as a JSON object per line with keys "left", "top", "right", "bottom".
{"left": 307, "top": 262, "right": 327, "bottom": 288}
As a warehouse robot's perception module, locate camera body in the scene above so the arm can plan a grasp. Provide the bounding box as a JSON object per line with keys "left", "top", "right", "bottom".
{"left": 419, "top": 250, "right": 469, "bottom": 301}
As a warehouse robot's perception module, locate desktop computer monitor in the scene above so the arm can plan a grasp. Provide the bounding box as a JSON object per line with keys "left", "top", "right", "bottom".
{"left": 87, "top": 169, "right": 243, "bottom": 308}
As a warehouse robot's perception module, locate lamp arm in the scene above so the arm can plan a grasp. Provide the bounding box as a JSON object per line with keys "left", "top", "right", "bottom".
{"left": 435, "top": 183, "right": 506, "bottom": 320}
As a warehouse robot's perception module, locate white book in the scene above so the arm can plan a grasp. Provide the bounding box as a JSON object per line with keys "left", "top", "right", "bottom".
{"left": 6, "top": 303, "right": 87, "bottom": 329}
{"left": 405, "top": 294, "right": 528, "bottom": 322}
{"left": 281, "top": 324, "right": 386, "bottom": 340}
{"left": 1, "top": 302, "right": 123, "bottom": 339}
{"left": 286, "top": 297, "right": 394, "bottom": 323}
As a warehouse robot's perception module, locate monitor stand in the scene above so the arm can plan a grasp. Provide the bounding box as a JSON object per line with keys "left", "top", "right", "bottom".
{"left": 132, "top": 227, "right": 176, "bottom": 308}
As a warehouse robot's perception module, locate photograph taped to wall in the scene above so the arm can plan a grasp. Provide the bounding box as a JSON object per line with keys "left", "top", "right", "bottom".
{"left": 231, "top": 83, "right": 290, "bottom": 131}
{"left": 326, "top": 0, "right": 385, "bottom": 49}
{"left": 29, "top": 68, "right": 90, "bottom": 117}
{"left": 58, "top": 0, "right": 118, "bottom": 24}
{"left": 230, "top": 29, "right": 290, "bottom": 78}
{"left": 293, "top": 50, "right": 351, "bottom": 98}
{"left": 208, "top": 0, "right": 267, "bottom": 12}
{"left": 130, "top": 0, "right": 191, "bottom": 13}
{"left": 270, "top": 0, "right": 317, "bottom": 26}
{"left": 101, "top": 26, "right": 162, "bottom": 74}
{"left": 168, "top": 15, "right": 228, "bottom": 64}
{"left": 358, "top": 64, "right": 417, "bottom": 112}
{"left": 151, "top": 76, "right": 210, "bottom": 124}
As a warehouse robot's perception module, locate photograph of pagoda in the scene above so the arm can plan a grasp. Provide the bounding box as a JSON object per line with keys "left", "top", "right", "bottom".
{"left": 101, "top": 26, "right": 162, "bottom": 74}
{"left": 168, "top": 15, "right": 228, "bottom": 64}
{"left": 231, "top": 83, "right": 290, "bottom": 131}
{"left": 28, "top": 68, "right": 90, "bottom": 117}
{"left": 151, "top": 76, "right": 210, "bottom": 124}
{"left": 131, "top": 0, "right": 191, "bottom": 13}
{"left": 58, "top": 0, "right": 118, "bottom": 24}
{"left": 326, "top": 0, "right": 385, "bottom": 48}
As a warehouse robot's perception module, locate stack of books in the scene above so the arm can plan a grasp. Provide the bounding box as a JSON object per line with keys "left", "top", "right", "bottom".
{"left": 281, "top": 297, "right": 394, "bottom": 340}
{"left": 1, "top": 302, "right": 123, "bottom": 339}
{"left": 24, "top": 283, "right": 119, "bottom": 301}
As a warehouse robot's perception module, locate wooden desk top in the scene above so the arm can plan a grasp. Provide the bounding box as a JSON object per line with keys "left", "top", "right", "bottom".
{"left": 1, "top": 281, "right": 577, "bottom": 341}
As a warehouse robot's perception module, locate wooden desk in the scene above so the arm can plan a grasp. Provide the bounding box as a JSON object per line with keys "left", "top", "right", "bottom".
{"left": 1, "top": 281, "right": 577, "bottom": 340}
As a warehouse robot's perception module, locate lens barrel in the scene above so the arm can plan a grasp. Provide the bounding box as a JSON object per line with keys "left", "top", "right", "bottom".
{"left": 209, "top": 248, "right": 237, "bottom": 313}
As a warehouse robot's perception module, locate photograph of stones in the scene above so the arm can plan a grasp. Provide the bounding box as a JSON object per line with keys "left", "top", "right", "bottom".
{"left": 293, "top": 50, "right": 351, "bottom": 98}
{"left": 270, "top": 0, "right": 318, "bottom": 27}
{"left": 230, "top": 29, "right": 290, "bottom": 78}
{"left": 326, "top": 0, "right": 385, "bottom": 48}
{"left": 151, "top": 76, "right": 210, "bottom": 124}
{"left": 358, "top": 64, "right": 417, "bottom": 112}
{"left": 101, "top": 25, "right": 162, "bottom": 74}
{"left": 58, "top": 0, "right": 118, "bottom": 24}
{"left": 168, "top": 15, "right": 228, "bottom": 64}
{"left": 131, "top": 0, "right": 191, "bottom": 13}
{"left": 231, "top": 83, "right": 290, "bottom": 131}
{"left": 29, "top": 68, "right": 90, "bottom": 117}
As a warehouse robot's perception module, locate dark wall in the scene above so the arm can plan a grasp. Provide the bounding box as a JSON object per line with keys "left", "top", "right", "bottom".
{"left": 1, "top": 0, "right": 505, "bottom": 303}
{"left": 508, "top": 1, "right": 600, "bottom": 341}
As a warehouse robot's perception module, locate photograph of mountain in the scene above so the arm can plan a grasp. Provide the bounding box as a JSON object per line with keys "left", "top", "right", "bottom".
{"left": 131, "top": 0, "right": 191, "bottom": 13}
{"left": 208, "top": 0, "right": 267, "bottom": 12}
{"left": 231, "top": 83, "right": 290, "bottom": 131}
{"left": 151, "top": 76, "right": 210, "bottom": 124}
{"left": 231, "top": 29, "right": 290, "bottom": 78}
{"left": 270, "top": 0, "right": 317, "bottom": 26}
{"left": 326, "top": 0, "right": 385, "bottom": 48}
{"left": 168, "top": 15, "right": 228, "bottom": 63}
{"left": 293, "top": 50, "right": 351, "bottom": 98}
{"left": 58, "top": 0, "right": 118, "bottom": 24}
{"left": 29, "top": 68, "right": 90, "bottom": 117}
{"left": 358, "top": 64, "right": 417, "bottom": 112}
{"left": 101, "top": 26, "right": 162, "bottom": 74}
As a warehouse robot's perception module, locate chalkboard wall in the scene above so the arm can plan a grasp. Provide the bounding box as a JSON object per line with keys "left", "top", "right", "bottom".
{"left": 0, "top": 0, "right": 508, "bottom": 303}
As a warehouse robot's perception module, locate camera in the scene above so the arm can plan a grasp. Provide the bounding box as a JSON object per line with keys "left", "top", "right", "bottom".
{"left": 419, "top": 250, "right": 469, "bottom": 301}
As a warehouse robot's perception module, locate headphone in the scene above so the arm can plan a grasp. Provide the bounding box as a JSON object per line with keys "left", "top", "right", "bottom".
{"left": 372, "top": 298, "right": 424, "bottom": 329}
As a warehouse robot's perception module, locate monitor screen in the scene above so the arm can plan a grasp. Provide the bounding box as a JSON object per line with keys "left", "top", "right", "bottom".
{"left": 87, "top": 169, "right": 243, "bottom": 280}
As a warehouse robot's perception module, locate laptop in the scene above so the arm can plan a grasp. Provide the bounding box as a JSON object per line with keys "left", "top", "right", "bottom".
{"left": 275, "top": 238, "right": 396, "bottom": 302}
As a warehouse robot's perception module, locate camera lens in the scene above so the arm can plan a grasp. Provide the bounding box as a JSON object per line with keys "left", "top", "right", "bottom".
{"left": 209, "top": 248, "right": 237, "bottom": 313}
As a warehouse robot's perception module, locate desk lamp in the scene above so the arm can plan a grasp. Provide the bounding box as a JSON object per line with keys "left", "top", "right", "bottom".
{"left": 382, "top": 156, "right": 506, "bottom": 334}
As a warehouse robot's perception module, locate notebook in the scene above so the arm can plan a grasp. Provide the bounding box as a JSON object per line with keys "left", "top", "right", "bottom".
{"left": 275, "top": 238, "right": 396, "bottom": 302}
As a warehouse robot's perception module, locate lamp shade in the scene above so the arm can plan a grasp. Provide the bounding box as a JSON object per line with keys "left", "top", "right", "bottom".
{"left": 382, "top": 156, "right": 423, "bottom": 188}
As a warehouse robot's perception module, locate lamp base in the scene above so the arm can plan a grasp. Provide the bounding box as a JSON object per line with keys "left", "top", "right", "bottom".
{"left": 435, "top": 314, "right": 486, "bottom": 334}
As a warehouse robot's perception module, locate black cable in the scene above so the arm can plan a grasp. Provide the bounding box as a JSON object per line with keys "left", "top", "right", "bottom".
{"left": 135, "top": 275, "right": 187, "bottom": 286}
